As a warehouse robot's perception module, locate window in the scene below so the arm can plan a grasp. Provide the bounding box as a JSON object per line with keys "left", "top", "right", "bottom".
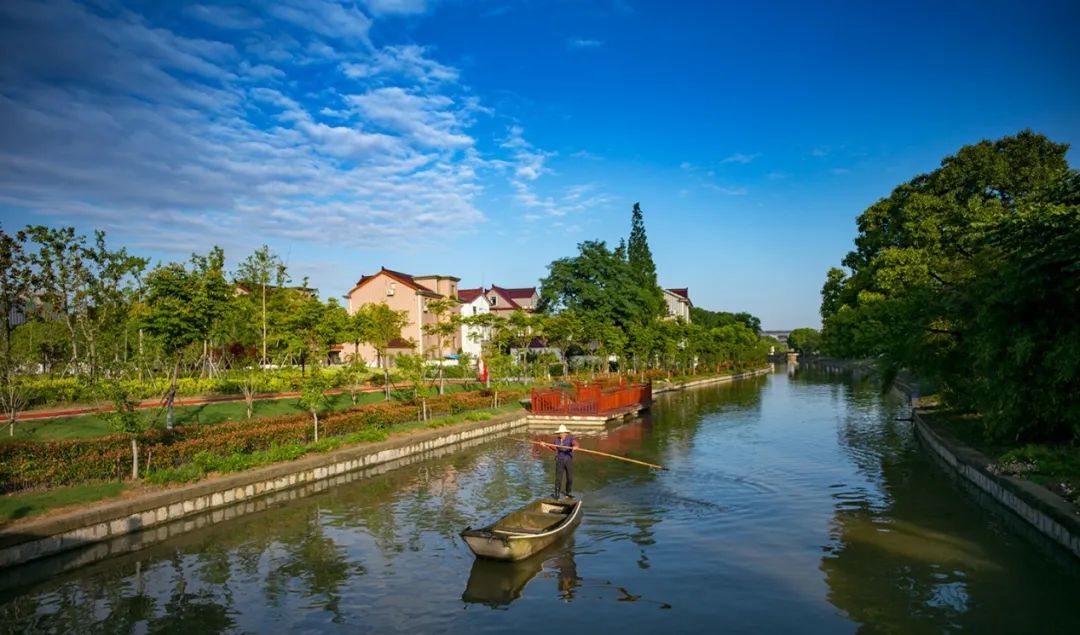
{"left": 489, "top": 295, "right": 497, "bottom": 306}
{"left": 472, "top": 306, "right": 479, "bottom": 315}
{"left": 387, "top": 283, "right": 396, "bottom": 296}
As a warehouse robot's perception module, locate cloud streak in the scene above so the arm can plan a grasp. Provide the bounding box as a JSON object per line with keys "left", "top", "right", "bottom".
{"left": 0, "top": 0, "right": 523, "bottom": 259}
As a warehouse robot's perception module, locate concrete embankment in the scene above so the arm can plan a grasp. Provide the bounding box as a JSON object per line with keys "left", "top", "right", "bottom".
{"left": 0, "top": 412, "right": 528, "bottom": 575}
{"left": 652, "top": 366, "right": 772, "bottom": 395}
{"left": 911, "top": 410, "right": 1080, "bottom": 559}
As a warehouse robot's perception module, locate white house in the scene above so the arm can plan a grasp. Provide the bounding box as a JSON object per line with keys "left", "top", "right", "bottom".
{"left": 457, "top": 287, "right": 491, "bottom": 361}
{"left": 663, "top": 288, "right": 692, "bottom": 322}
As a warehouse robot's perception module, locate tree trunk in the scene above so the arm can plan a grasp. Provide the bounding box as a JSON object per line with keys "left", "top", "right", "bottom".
{"left": 383, "top": 361, "right": 390, "bottom": 402}
{"left": 131, "top": 438, "right": 139, "bottom": 480}
{"left": 165, "top": 358, "right": 180, "bottom": 430}
{"left": 261, "top": 284, "right": 267, "bottom": 367}
{"left": 245, "top": 392, "right": 254, "bottom": 419}
{"left": 312, "top": 410, "right": 319, "bottom": 442}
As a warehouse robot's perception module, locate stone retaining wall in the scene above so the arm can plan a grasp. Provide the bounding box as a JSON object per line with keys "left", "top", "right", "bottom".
{"left": 652, "top": 366, "right": 772, "bottom": 395}
{"left": 0, "top": 413, "right": 528, "bottom": 572}
{"left": 912, "top": 411, "right": 1080, "bottom": 559}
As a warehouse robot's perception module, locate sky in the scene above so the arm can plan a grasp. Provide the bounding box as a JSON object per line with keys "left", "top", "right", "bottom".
{"left": 1, "top": 0, "right": 1078, "bottom": 329}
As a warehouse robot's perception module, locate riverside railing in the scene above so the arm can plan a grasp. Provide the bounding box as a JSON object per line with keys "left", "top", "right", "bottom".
{"left": 530, "top": 381, "right": 652, "bottom": 417}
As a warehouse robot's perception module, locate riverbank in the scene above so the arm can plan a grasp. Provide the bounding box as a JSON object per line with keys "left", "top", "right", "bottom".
{"left": 911, "top": 407, "right": 1080, "bottom": 559}
{"left": 0, "top": 407, "right": 530, "bottom": 572}
{"left": 0, "top": 367, "right": 773, "bottom": 571}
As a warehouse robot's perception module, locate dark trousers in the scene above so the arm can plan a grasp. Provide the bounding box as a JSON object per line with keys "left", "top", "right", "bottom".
{"left": 555, "top": 456, "right": 573, "bottom": 497}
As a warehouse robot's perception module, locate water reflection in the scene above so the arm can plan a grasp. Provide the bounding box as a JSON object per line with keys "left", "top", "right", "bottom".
{"left": 2, "top": 370, "right": 1079, "bottom": 633}
{"left": 461, "top": 542, "right": 580, "bottom": 607}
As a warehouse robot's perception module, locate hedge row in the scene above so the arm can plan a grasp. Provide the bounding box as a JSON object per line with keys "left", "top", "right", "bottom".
{"left": 0, "top": 389, "right": 524, "bottom": 492}
{"left": 12, "top": 368, "right": 411, "bottom": 409}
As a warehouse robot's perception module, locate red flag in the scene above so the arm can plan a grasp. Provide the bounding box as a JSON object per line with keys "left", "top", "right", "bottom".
{"left": 478, "top": 356, "right": 488, "bottom": 383}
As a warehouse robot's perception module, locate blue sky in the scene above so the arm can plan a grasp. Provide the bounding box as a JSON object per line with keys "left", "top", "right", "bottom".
{"left": 1, "top": 0, "right": 1078, "bottom": 329}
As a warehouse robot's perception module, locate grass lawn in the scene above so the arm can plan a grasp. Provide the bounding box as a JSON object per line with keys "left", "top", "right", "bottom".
{"left": 7, "top": 382, "right": 480, "bottom": 442}
{"left": 0, "top": 482, "right": 129, "bottom": 523}
{"left": 0, "top": 402, "right": 524, "bottom": 523}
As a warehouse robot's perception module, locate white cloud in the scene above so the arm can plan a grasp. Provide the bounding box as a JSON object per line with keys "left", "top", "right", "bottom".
{"left": 0, "top": 0, "right": 501, "bottom": 257}
{"left": 704, "top": 184, "right": 748, "bottom": 195}
{"left": 346, "top": 87, "right": 475, "bottom": 149}
{"left": 341, "top": 44, "right": 459, "bottom": 83}
{"left": 567, "top": 38, "right": 603, "bottom": 50}
{"left": 361, "top": 0, "right": 431, "bottom": 16}
{"left": 811, "top": 147, "right": 828, "bottom": 157}
{"left": 719, "top": 152, "right": 760, "bottom": 164}
{"left": 830, "top": 167, "right": 850, "bottom": 175}
{"left": 269, "top": 0, "right": 373, "bottom": 44}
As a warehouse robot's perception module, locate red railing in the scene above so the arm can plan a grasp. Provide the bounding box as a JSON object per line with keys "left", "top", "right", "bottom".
{"left": 530, "top": 381, "right": 652, "bottom": 416}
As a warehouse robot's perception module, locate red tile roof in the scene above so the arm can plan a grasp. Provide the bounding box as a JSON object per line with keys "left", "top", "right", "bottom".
{"left": 354, "top": 267, "right": 441, "bottom": 297}
{"left": 493, "top": 285, "right": 537, "bottom": 299}
{"left": 666, "top": 288, "right": 689, "bottom": 299}
{"left": 457, "top": 287, "right": 484, "bottom": 303}
{"left": 486, "top": 286, "right": 522, "bottom": 310}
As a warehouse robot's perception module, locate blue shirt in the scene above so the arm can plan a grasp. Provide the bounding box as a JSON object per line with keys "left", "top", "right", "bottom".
{"left": 554, "top": 434, "right": 575, "bottom": 459}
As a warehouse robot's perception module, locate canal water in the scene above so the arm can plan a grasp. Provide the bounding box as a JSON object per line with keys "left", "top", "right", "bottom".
{"left": 3, "top": 368, "right": 1079, "bottom": 633}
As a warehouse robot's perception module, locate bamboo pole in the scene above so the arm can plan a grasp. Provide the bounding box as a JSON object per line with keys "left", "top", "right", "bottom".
{"left": 527, "top": 439, "right": 668, "bottom": 471}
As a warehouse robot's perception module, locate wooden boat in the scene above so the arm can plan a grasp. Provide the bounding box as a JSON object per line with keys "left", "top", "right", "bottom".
{"left": 460, "top": 498, "right": 583, "bottom": 561}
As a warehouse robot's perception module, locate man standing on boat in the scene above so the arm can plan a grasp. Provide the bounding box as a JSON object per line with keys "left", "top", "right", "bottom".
{"left": 550, "top": 424, "right": 579, "bottom": 499}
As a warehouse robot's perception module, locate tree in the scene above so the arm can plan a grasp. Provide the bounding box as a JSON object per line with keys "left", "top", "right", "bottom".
{"left": 101, "top": 382, "right": 149, "bottom": 480}
{"left": 0, "top": 227, "right": 32, "bottom": 364}
{"left": 538, "top": 240, "right": 645, "bottom": 333}
{"left": 627, "top": 203, "right": 666, "bottom": 322}
{"left": 820, "top": 130, "right": 1079, "bottom": 441}
{"left": 356, "top": 303, "right": 410, "bottom": 400}
{"left": 24, "top": 226, "right": 89, "bottom": 374}
{"left": 787, "top": 328, "right": 822, "bottom": 355}
{"left": 394, "top": 354, "right": 430, "bottom": 421}
{"left": 235, "top": 245, "right": 287, "bottom": 366}
{"left": 299, "top": 369, "right": 334, "bottom": 442}
{"left": 142, "top": 248, "right": 230, "bottom": 429}
{"left": 421, "top": 297, "right": 459, "bottom": 395}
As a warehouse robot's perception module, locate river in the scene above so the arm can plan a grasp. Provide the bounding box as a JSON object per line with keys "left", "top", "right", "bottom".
{"left": 2, "top": 367, "right": 1078, "bottom": 633}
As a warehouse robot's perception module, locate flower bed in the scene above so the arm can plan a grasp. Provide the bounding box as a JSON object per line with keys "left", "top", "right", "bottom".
{"left": 0, "top": 389, "right": 523, "bottom": 492}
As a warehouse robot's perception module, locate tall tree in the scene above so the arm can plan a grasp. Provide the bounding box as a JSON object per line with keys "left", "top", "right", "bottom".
{"left": 421, "top": 297, "right": 459, "bottom": 395}
{"left": 235, "top": 245, "right": 287, "bottom": 367}
{"left": 142, "top": 248, "right": 230, "bottom": 429}
{"left": 626, "top": 202, "right": 665, "bottom": 322}
{"left": 356, "top": 303, "right": 410, "bottom": 400}
{"left": 0, "top": 227, "right": 31, "bottom": 363}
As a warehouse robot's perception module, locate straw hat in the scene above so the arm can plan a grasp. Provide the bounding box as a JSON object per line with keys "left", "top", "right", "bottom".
{"left": 557, "top": 424, "right": 569, "bottom": 434}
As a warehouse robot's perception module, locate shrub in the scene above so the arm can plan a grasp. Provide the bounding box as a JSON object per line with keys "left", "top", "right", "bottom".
{"left": 0, "top": 388, "right": 525, "bottom": 492}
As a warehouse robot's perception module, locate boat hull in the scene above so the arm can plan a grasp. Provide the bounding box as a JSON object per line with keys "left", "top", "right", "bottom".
{"left": 461, "top": 498, "right": 582, "bottom": 562}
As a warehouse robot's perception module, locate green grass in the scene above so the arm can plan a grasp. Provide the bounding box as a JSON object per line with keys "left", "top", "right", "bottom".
{"left": 923, "top": 408, "right": 1080, "bottom": 506}
{"left": 2, "top": 402, "right": 524, "bottom": 520}
{"left": 7, "top": 382, "right": 479, "bottom": 442}
{"left": 0, "top": 482, "right": 129, "bottom": 523}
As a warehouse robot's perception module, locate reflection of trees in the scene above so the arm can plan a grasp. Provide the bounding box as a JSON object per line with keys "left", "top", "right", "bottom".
{"left": 264, "top": 509, "right": 353, "bottom": 621}
{"left": 821, "top": 384, "right": 1080, "bottom": 633}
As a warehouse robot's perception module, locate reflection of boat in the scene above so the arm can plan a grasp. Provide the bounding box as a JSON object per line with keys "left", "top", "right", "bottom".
{"left": 462, "top": 555, "right": 545, "bottom": 606}
{"left": 460, "top": 498, "right": 583, "bottom": 561}
{"left": 462, "top": 541, "right": 580, "bottom": 606}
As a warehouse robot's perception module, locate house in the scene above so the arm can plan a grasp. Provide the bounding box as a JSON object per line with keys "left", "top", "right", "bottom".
{"left": 457, "top": 287, "right": 490, "bottom": 360}
{"left": 343, "top": 267, "right": 461, "bottom": 366}
{"left": 483, "top": 285, "right": 539, "bottom": 315}
{"left": 663, "top": 288, "right": 693, "bottom": 322}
